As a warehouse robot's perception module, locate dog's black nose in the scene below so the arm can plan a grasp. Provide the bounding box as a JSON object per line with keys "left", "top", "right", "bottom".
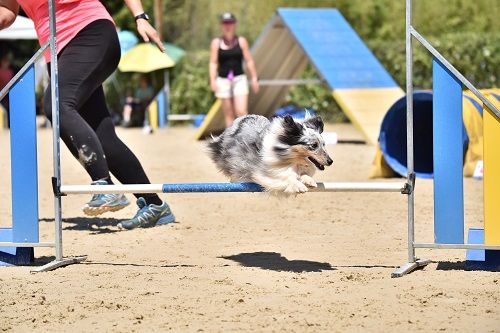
{"left": 327, "top": 157, "right": 333, "bottom": 166}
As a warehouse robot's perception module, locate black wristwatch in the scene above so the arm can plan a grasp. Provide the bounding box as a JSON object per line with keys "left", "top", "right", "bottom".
{"left": 135, "top": 13, "right": 150, "bottom": 21}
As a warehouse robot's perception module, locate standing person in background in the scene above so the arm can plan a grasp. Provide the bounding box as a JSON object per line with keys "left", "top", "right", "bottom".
{"left": 0, "top": 0, "right": 175, "bottom": 230}
{"left": 121, "top": 75, "right": 154, "bottom": 127}
{"left": 209, "top": 12, "right": 259, "bottom": 127}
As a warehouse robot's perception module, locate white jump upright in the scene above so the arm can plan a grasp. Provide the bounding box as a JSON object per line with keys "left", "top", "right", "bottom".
{"left": 0, "top": 0, "right": 85, "bottom": 270}
{"left": 29, "top": 0, "right": 86, "bottom": 272}
{"left": 392, "top": 0, "right": 500, "bottom": 277}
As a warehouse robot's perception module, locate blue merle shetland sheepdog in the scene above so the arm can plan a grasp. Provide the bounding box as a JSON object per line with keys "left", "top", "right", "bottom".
{"left": 208, "top": 113, "right": 333, "bottom": 196}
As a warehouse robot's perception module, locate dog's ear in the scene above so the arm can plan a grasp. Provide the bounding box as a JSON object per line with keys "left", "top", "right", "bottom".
{"left": 283, "top": 114, "right": 303, "bottom": 128}
{"left": 283, "top": 114, "right": 295, "bottom": 126}
{"left": 303, "top": 116, "right": 324, "bottom": 134}
{"left": 281, "top": 115, "right": 303, "bottom": 138}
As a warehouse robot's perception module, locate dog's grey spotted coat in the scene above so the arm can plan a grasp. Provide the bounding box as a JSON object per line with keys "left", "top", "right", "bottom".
{"left": 208, "top": 115, "right": 269, "bottom": 181}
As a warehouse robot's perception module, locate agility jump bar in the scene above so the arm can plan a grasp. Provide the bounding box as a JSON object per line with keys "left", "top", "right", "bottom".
{"left": 60, "top": 182, "right": 406, "bottom": 195}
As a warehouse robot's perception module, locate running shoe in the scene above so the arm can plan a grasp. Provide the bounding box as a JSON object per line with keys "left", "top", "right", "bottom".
{"left": 117, "top": 197, "right": 175, "bottom": 230}
{"left": 82, "top": 180, "right": 130, "bottom": 216}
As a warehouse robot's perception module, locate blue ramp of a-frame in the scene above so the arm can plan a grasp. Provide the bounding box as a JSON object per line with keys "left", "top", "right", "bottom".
{"left": 277, "top": 8, "right": 398, "bottom": 89}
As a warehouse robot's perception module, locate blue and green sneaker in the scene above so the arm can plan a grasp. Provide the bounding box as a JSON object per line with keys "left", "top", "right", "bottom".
{"left": 82, "top": 180, "right": 130, "bottom": 216}
{"left": 117, "top": 197, "right": 175, "bottom": 230}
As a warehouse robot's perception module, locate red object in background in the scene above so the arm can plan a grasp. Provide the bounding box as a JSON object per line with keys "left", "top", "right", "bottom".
{"left": 0, "top": 67, "right": 13, "bottom": 90}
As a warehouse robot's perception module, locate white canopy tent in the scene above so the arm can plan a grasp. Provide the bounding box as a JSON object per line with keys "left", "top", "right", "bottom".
{"left": 0, "top": 16, "right": 37, "bottom": 40}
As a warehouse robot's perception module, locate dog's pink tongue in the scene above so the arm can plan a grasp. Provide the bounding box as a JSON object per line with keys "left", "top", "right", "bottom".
{"left": 227, "top": 70, "right": 234, "bottom": 81}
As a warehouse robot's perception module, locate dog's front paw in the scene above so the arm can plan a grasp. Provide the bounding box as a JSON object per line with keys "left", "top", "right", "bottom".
{"left": 284, "top": 181, "right": 308, "bottom": 195}
{"left": 300, "top": 175, "right": 317, "bottom": 188}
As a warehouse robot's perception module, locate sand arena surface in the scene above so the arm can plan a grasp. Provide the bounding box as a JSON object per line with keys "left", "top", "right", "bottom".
{"left": 0, "top": 124, "right": 498, "bottom": 332}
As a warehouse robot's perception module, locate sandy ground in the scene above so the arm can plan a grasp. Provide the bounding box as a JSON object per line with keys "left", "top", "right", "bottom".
{"left": 0, "top": 123, "right": 498, "bottom": 332}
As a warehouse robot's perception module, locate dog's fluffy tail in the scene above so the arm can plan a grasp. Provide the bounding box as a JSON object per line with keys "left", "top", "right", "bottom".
{"left": 207, "top": 134, "right": 222, "bottom": 160}
{"left": 207, "top": 134, "right": 236, "bottom": 179}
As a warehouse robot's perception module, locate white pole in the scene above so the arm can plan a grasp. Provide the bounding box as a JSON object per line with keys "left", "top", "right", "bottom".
{"left": 48, "top": 0, "right": 63, "bottom": 262}
{"left": 405, "top": 0, "right": 416, "bottom": 265}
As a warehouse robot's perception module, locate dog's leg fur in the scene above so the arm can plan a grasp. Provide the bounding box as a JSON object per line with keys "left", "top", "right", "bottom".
{"left": 295, "top": 164, "right": 317, "bottom": 188}
{"left": 254, "top": 168, "right": 308, "bottom": 196}
{"left": 300, "top": 174, "right": 317, "bottom": 188}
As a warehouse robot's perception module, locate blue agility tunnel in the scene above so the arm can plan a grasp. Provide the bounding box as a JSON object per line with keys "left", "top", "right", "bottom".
{"left": 379, "top": 92, "right": 470, "bottom": 179}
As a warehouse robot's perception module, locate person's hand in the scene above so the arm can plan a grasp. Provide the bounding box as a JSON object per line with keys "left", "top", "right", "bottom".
{"left": 136, "top": 19, "right": 165, "bottom": 52}
{"left": 251, "top": 78, "right": 259, "bottom": 94}
{"left": 210, "top": 80, "right": 218, "bottom": 93}
{"left": 0, "top": 1, "right": 19, "bottom": 30}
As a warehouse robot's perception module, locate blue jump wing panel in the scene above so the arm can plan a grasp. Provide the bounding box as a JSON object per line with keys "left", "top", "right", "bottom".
{"left": 466, "top": 228, "right": 500, "bottom": 271}
{"left": 0, "top": 65, "right": 38, "bottom": 265}
{"left": 432, "top": 58, "right": 464, "bottom": 244}
{"left": 278, "top": 8, "right": 398, "bottom": 89}
{"left": 10, "top": 65, "right": 39, "bottom": 244}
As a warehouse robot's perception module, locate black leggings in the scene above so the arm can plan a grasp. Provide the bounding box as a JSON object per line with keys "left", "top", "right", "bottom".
{"left": 43, "top": 20, "right": 161, "bottom": 206}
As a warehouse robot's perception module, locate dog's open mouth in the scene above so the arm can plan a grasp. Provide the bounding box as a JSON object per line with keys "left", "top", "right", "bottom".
{"left": 308, "top": 157, "right": 325, "bottom": 170}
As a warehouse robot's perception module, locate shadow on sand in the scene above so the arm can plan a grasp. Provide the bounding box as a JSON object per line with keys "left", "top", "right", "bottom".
{"left": 436, "top": 260, "right": 500, "bottom": 272}
{"left": 220, "top": 252, "right": 335, "bottom": 273}
{"left": 40, "top": 217, "right": 125, "bottom": 234}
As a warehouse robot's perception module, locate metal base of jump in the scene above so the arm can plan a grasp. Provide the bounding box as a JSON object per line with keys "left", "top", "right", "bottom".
{"left": 392, "top": 242, "right": 500, "bottom": 277}
{"left": 30, "top": 256, "right": 87, "bottom": 273}
{"left": 392, "top": 259, "right": 431, "bottom": 278}
{"left": 0, "top": 242, "right": 86, "bottom": 272}
{"left": 60, "top": 182, "right": 407, "bottom": 195}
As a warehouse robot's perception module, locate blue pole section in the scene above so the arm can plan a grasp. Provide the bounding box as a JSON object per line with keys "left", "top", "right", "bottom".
{"left": 162, "top": 182, "right": 264, "bottom": 193}
{"left": 10, "top": 65, "right": 39, "bottom": 244}
{"left": 432, "top": 57, "right": 464, "bottom": 244}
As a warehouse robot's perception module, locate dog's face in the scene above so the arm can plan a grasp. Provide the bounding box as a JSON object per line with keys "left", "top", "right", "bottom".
{"left": 279, "top": 114, "right": 333, "bottom": 170}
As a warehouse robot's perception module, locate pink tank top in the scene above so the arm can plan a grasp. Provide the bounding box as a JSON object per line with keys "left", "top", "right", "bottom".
{"left": 18, "top": 0, "right": 114, "bottom": 62}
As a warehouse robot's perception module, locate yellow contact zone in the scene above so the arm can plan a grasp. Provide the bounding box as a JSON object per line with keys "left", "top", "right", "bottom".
{"left": 483, "top": 92, "right": 500, "bottom": 245}
{"left": 462, "top": 96, "right": 484, "bottom": 176}
{"left": 149, "top": 100, "right": 159, "bottom": 130}
{"left": 332, "top": 87, "right": 404, "bottom": 145}
{"left": 194, "top": 99, "right": 221, "bottom": 140}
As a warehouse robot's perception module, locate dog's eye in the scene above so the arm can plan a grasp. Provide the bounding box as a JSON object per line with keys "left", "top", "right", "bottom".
{"left": 309, "top": 143, "right": 318, "bottom": 150}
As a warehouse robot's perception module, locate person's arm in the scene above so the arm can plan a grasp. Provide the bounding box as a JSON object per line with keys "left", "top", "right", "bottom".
{"left": 209, "top": 38, "right": 219, "bottom": 93}
{"left": 124, "top": 0, "right": 165, "bottom": 52}
{"left": 0, "top": 0, "right": 18, "bottom": 30}
{"left": 239, "top": 37, "right": 259, "bottom": 94}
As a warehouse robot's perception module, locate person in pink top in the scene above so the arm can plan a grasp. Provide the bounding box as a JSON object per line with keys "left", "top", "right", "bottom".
{"left": 0, "top": 0, "right": 175, "bottom": 230}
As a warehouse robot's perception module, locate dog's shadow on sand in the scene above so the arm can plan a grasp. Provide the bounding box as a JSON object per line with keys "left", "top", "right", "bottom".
{"left": 436, "top": 261, "right": 500, "bottom": 272}
{"left": 220, "top": 252, "right": 334, "bottom": 273}
{"left": 40, "top": 217, "right": 124, "bottom": 234}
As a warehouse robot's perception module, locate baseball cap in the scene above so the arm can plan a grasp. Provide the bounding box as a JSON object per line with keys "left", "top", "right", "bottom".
{"left": 220, "top": 12, "right": 236, "bottom": 23}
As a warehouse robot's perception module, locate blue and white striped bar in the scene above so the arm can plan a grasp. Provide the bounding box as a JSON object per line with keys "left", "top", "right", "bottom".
{"left": 60, "top": 182, "right": 406, "bottom": 195}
